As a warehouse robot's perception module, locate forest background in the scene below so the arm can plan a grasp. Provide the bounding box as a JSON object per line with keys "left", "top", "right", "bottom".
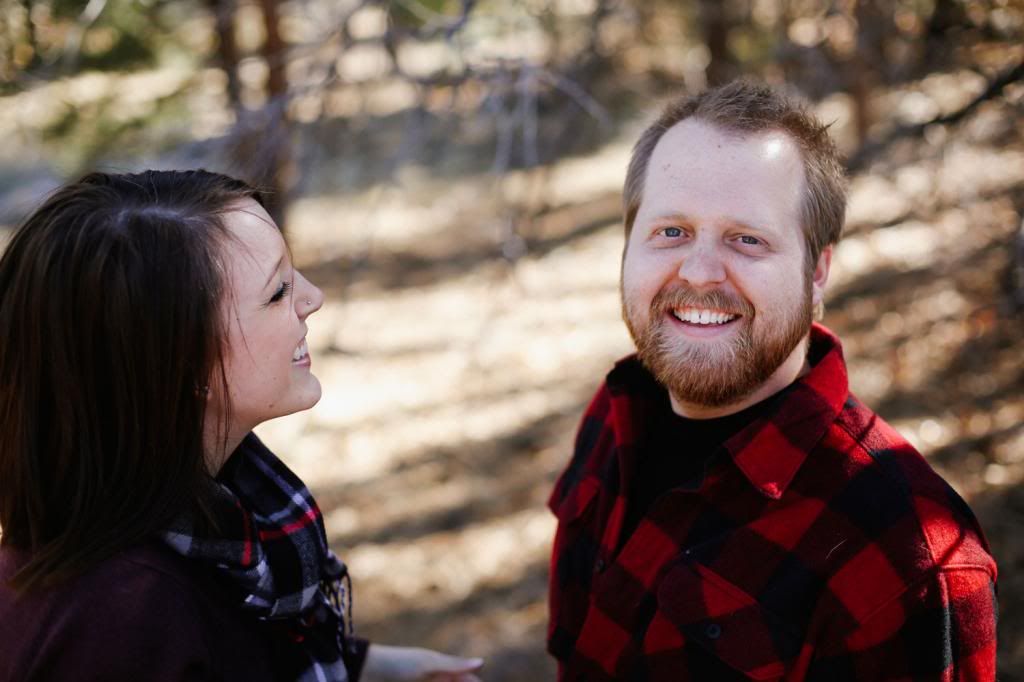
{"left": 1, "top": 0, "right": 1022, "bottom": 678}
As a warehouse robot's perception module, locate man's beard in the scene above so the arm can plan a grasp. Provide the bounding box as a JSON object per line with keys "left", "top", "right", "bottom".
{"left": 622, "top": 280, "right": 813, "bottom": 408}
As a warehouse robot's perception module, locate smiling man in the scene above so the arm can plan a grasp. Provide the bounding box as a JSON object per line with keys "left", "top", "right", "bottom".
{"left": 547, "top": 81, "right": 997, "bottom": 680}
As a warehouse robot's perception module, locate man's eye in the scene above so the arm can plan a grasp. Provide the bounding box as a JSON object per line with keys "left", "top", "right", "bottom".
{"left": 738, "top": 235, "right": 762, "bottom": 246}
{"left": 660, "top": 227, "right": 683, "bottom": 238}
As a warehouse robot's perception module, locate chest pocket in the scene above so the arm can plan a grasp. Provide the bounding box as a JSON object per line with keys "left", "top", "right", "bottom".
{"left": 651, "top": 560, "right": 801, "bottom": 681}
{"left": 550, "top": 475, "right": 602, "bottom": 584}
{"left": 551, "top": 474, "right": 601, "bottom": 525}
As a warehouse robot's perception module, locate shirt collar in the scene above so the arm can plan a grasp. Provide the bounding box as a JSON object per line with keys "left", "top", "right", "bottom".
{"left": 607, "top": 323, "right": 849, "bottom": 500}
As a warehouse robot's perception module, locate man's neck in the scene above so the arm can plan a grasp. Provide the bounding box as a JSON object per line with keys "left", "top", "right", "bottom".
{"left": 669, "top": 335, "right": 812, "bottom": 420}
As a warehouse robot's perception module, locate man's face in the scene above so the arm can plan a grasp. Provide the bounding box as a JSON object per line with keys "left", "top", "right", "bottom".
{"left": 621, "top": 118, "right": 830, "bottom": 414}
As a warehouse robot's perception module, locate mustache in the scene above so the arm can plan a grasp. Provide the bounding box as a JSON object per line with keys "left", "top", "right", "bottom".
{"left": 650, "top": 285, "right": 753, "bottom": 317}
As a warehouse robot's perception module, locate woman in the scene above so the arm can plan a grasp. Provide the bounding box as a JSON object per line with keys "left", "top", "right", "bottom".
{"left": 0, "top": 170, "right": 483, "bottom": 682}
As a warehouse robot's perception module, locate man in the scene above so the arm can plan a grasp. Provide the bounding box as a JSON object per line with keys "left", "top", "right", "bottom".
{"left": 547, "top": 81, "right": 997, "bottom": 681}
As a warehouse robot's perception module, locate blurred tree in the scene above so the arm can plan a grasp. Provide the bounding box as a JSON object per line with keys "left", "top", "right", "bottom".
{"left": 850, "top": 0, "right": 888, "bottom": 145}
{"left": 698, "top": 0, "right": 739, "bottom": 85}
{"left": 206, "top": 0, "right": 242, "bottom": 111}
{"left": 4, "top": 0, "right": 1023, "bottom": 235}
{"left": 2, "top": 4, "right": 1023, "bottom": 681}
{"left": 924, "top": 0, "right": 968, "bottom": 67}
{"left": 256, "top": 0, "right": 291, "bottom": 224}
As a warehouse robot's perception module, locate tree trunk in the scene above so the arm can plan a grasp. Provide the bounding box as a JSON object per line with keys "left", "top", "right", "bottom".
{"left": 924, "top": 0, "right": 965, "bottom": 69}
{"left": 256, "top": 0, "right": 293, "bottom": 229}
{"left": 259, "top": 0, "right": 287, "bottom": 103}
{"left": 699, "top": 0, "right": 735, "bottom": 86}
{"left": 206, "top": 0, "right": 242, "bottom": 113}
{"left": 848, "top": 0, "right": 887, "bottom": 147}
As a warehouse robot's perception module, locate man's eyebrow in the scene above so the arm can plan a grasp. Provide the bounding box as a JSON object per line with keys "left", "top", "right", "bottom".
{"left": 649, "top": 212, "right": 695, "bottom": 224}
{"left": 650, "top": 213, "right": 774, "bottom": 234}
{"left": 726, "top": 219, "right": 770, "bottom": 232}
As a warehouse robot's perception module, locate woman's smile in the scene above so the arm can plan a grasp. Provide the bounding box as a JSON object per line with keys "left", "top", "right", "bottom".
{"left": 292, "top": 338, "right": 311, "bottom": 366}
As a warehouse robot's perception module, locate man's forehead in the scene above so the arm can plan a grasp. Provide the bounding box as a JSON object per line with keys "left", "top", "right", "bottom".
{"left": 650, "top": 119, "right": 802, "bottom": 172}
{"left": 639, "top": 119, "right": 805, "bottom": 228}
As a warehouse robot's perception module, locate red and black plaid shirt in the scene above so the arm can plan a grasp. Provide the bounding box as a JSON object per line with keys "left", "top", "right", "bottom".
{"left": 548, "top": 324, "right": 997, "bottom": 681}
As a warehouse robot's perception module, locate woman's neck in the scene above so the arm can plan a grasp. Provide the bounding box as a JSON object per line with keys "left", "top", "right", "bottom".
{"left": 203, "top": 424, "right": 247, "bottom": 475}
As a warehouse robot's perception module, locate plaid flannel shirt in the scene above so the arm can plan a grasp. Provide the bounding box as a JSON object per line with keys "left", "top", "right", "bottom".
{"left": 548, "top": 324, "right": 997, "bottom": 681}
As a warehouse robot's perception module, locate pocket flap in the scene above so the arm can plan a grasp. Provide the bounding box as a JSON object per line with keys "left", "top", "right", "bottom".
{"left": 551, "top": 474, "right": 600, "bottom": 523}
{"left": 656, "top": 561, "right": 799, "bottom": 680}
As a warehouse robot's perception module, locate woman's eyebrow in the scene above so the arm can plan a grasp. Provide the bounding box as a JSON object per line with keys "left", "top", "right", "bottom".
{"left": 262, "top": 255, "right": 284, "bottom": 291}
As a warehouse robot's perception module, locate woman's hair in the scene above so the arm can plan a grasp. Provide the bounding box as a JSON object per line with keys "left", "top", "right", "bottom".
{"left": 0, "top": 169, "right": 264, "bottom": 591}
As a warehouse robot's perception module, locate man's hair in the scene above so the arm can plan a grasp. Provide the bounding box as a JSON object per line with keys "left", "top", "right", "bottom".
{"left": 0, "top": 169, "right": 263, "bottom": 591}
{"left": 623, "top": 80, "right": 847, "bottom": 270}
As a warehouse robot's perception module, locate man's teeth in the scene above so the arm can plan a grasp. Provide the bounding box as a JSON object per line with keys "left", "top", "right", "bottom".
{"left": 292, "top": 339, "right": 308, "bottom": 361}
{"left": 672, "top": 308, "right": 737, "bottom": 325}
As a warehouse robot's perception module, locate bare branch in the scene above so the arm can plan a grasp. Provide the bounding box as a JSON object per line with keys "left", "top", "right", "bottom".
{"left": 848, "top": 56, "right": 1024, "bottom": 172}
{"left": 60, "top": 0, "right": 109, "bottom": 71}
{"left": 537, "top": 68, "right": 612, "bottom": 129}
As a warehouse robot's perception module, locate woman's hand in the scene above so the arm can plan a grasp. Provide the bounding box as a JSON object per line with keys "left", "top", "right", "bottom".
{"left": 361, "top": 643, "right": 484, "bottom": 681}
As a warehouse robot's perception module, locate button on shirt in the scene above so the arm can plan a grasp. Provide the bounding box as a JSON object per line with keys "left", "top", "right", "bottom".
{"left": 547, "top": 324, "right": 998, "bottom": 681}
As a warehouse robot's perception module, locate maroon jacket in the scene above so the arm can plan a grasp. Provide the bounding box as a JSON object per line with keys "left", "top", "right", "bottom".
{"left": 548, "top": 324, "right": 998, "bottom": 680}
{"left": 0, "top": 542, "right": 366, "bottom": 681}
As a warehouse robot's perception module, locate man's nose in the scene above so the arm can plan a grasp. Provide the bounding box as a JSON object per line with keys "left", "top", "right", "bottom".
{"left": 676, "top": 241, "right": 727, "bottom": 288}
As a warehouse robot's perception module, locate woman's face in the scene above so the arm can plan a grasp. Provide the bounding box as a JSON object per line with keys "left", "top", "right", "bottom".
{"left": 206, "top": 200, "right": 324, "bottom": 451}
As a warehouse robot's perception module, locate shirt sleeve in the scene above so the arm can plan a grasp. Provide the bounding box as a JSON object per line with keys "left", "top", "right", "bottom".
{"left": 808, "top": 567, "right": 997, "bottom": 680}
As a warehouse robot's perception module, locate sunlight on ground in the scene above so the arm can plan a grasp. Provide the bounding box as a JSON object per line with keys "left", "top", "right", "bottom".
{"left": 251, "top": 95, "right": 1023, "bottom": 667}
{"left": 346, "top": 508, "right": 554, "bottom": 612}
{"left": 4, "top": 61, "right": 1018, "bottom": 674}
{"left": 260, "top": 224, "right": 630, "bottom": 488}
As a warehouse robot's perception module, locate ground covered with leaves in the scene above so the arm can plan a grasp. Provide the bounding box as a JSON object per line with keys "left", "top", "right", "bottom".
{"left": 248, "top": 72, "right": 1024, "bottom": 680}
{"left": 1, "top": 36, "right": 1021, "bottom": 681}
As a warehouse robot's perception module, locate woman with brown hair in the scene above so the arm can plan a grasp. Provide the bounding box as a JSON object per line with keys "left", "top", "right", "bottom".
{"left": 0, "top": 170, "right": 483, "bottom": 682}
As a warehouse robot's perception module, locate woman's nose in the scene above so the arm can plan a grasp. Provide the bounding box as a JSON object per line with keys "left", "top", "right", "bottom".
{"left": 295, "top": 272, "right": 323, "bottom": 317}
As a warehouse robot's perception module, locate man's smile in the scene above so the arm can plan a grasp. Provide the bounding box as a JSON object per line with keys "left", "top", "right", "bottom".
{"left": 670, "top": 307, "right": 739, "bottom": 325}
{"left": 663, "top": 305, "right": 744, "bottom": 338}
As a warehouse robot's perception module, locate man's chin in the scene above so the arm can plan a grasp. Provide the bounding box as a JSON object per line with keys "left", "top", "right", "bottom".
{"left": 668, "top": 380, "right": 756, "bottom": 410}
{"left": 649, "top": 363, "right": 756, "bottom": 409}
{"left": 647, "top": 333, "right": 742, "bottom": 371}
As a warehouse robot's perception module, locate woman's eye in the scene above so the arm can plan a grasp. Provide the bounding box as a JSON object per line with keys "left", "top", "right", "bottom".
{"left": 738, "top": 235, "right": 762, "bottom": 246}
{"left": 660, "top": 227, "right": 684, "bottom": 238}
{"left": 268, "top": 281, "right": 292, "bottom": 304}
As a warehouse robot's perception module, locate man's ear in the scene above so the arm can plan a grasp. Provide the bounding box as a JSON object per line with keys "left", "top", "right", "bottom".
{"left": 811, "top": 245, "right": 833, "bottom": 308}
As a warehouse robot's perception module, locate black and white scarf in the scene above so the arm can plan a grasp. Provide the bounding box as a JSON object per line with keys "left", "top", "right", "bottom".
{"left": 163, "top": 433, "right": 353, "bottom": 681}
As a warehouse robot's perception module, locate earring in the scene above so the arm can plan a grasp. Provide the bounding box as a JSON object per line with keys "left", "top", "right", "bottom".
{"left": 305, "top": 299, "right": 312, "bottom": 305}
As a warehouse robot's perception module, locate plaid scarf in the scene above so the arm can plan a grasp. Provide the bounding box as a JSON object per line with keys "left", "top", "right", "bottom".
{"left": 162, "top": 433, "right": 353, "bottom": 682}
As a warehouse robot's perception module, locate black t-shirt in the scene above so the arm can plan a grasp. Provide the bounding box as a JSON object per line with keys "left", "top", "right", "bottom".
{"left": 622, "top": 394, "right": 779, "bottom": 542}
